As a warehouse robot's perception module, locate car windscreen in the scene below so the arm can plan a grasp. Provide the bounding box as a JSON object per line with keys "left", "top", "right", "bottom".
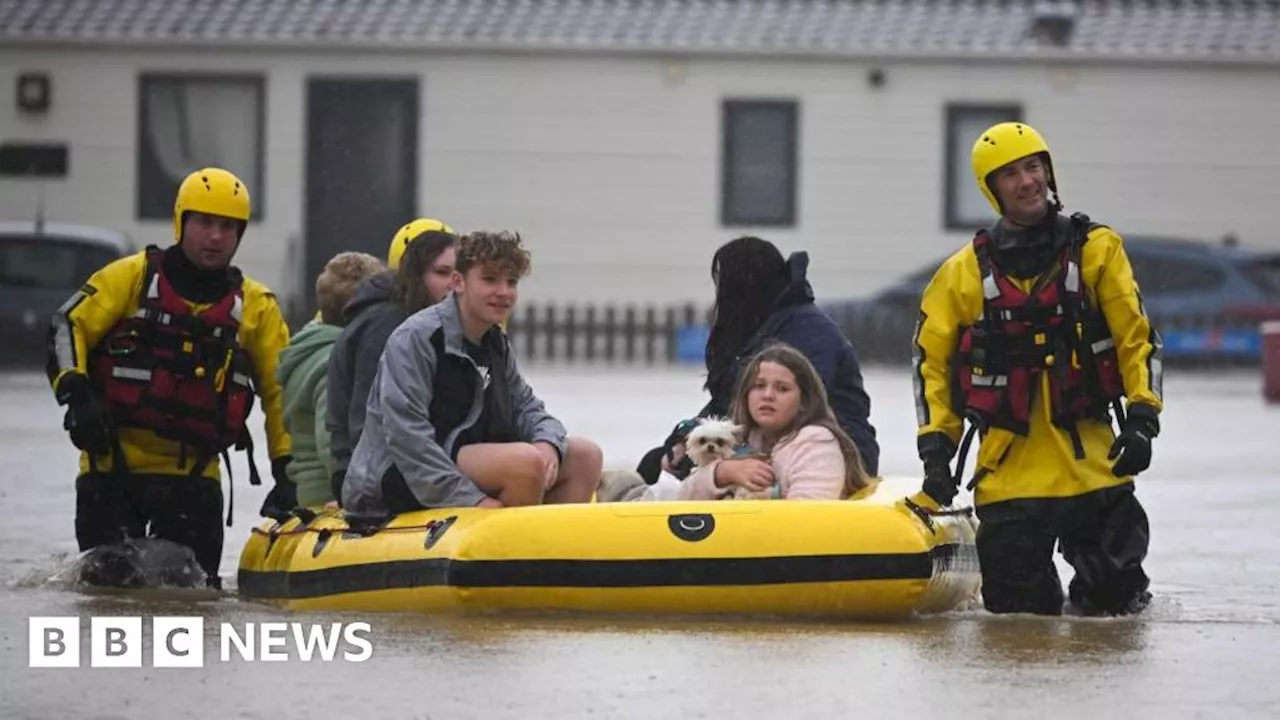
{"left": 883, "top": 259, "right": 946, "bottom": 298}
{"left": 1239, "top": 255, "right": 1280, "bottom": 299}
{"left": 0, "top": 234, "right": 122, "bottom": 290}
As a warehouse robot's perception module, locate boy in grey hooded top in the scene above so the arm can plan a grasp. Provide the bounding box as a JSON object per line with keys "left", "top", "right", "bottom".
{"left": 327, "top": 229, "right": 460, "bottom": 502}
{"left": 342, "top": 230, "right": 602, "bottom": 516}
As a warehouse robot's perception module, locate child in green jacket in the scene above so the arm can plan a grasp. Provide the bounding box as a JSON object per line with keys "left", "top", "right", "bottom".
{"left": 277, "top": 252, "right": 386, "bottom": 508}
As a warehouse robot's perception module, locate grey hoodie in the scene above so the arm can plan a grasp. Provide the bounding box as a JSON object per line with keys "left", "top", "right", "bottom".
{"left": 342, "top": 295, "right": 568, "bottom": 516}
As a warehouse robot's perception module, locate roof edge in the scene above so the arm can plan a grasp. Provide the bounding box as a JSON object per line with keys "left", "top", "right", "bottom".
{"left": 3, "top": 35, "right": 1280, "bottom": 70}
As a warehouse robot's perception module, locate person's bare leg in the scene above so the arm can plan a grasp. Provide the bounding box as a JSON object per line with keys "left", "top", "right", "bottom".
{"left": 455, "top": 443, "right": 544, "bottom": 507}
{"left": 544, "top": 436, "right": 604, "bottom": 504}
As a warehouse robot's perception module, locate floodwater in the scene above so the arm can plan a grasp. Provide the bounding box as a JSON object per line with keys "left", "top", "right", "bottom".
{"left": 1, "top": 365, "right": 1278, "bottom": 719}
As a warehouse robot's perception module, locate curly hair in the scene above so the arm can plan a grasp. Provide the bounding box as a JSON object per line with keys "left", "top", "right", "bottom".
{"left": 456, "top": 230, "right": 532, "bottom": 278}
{"left": 316, "top": 251, "right": 386, "bottom": 325}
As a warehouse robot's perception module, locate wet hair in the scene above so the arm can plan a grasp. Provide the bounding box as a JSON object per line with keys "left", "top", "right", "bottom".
{"left": 729, "top": 343, "right": 869, "bottom": 498}
{"left": 391, "top": 230, "right": 458, "bottom": 312}
{"left": 316, "top": 251, "right": 386, "bottom": 325}
{"left": 456, "top": 230, "right": 532, "bottom": 278}
{"left": 704, "top": 236, "right": 790, "bottom": 397}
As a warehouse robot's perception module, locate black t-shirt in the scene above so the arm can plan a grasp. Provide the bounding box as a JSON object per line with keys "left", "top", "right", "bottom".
{"left": 452, "top": 335, "right": 516, "bottom": 454}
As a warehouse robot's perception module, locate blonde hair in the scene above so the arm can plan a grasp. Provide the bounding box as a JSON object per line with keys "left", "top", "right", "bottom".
{"left": 729, "top": 343, "right": 869, "bottom": 497}
{"left": 316, "top": 251, "right": 386, "bottom": 325}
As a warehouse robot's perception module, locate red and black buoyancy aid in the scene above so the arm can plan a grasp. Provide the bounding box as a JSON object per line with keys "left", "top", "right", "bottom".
{"left": 954, "top": 214, "right": 1127, "bottom": 456}
{"left": 91, "top": 246, "right": 256, "bottom": 475}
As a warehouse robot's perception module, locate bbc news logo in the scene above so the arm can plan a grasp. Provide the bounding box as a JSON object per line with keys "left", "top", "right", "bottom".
{"left": 29, "top": 617, "right": 373, "bottom": 668}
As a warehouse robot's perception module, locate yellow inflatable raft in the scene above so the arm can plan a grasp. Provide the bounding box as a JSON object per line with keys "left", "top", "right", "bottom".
{"left": 238, "top": 479, "right": 980, "bottom": 620}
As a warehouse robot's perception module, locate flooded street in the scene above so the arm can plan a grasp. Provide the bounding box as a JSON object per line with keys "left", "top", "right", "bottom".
{"left": 2, "top": 366, "right": 1278, "bottom": 719}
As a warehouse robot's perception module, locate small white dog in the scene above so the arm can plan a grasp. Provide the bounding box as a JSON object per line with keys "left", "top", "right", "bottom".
{"left": 684, "top": 417, "right": 742, "bottom": 467}
{"left": 684, "top": 417, "right": 772, "bottom": 500}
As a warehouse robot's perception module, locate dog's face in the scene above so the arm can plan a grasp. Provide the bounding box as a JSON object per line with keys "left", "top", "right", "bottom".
{"left": 685, "top": 418, "right": 742, "bottom": 466}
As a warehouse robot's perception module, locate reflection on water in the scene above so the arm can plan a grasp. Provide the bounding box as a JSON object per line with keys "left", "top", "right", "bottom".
{"left": 957, "top": 613, "right": 1151, "bottom": 665}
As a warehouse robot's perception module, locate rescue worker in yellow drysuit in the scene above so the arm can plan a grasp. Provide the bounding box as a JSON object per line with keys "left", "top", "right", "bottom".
{"left": 48, "top": 167, "right": 293, "bottom": 588}
{"left": 910, "top": 122, "right": 1163, "bottom": 616}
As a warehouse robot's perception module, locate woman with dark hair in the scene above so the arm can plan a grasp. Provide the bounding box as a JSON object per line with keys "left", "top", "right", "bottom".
{"left": 637, "top": 236, "right": 880, "bottom": 483}
{"left": 704, "top": 237, "right": 792, "bottom": 408}
{"left": 326, "top": 227, "right": 459, "bottom": 502}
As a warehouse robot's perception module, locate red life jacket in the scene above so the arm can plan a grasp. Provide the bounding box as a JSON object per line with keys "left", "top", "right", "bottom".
{"left": 90, "top": 246, "right": 255, "bottom": 467}
{"left": 953, "top": 215, "right": 1126, "bottom": 454}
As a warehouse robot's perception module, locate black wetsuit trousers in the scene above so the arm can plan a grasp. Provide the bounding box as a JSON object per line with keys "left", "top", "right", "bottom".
{"left": 975, "top": 483, "right": 1151, "bottom": 615}
{"left": 75, "top": 472, "right": 225, "bottom": 582}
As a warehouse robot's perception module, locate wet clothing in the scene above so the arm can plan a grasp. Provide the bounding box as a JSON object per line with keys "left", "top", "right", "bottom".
{"left": 913, "top": 214, "right": 1163, "bottom": 507}
{"left": 325, "top": 271, "right": 401, "bottom": 494}
{"left": 954, "top": 215, "right": 1127, "bottom": 448}
{"left": 74, "top": 471, "right": 225, "bottom": 582}
{"left": 341, "top": 294, "right": 567, "bottom": 517}
{"left": 639, "top": 251, "right": 880, "bottom": 483}
{"left": 47, "top": 244, "right": 291, "bottom": 481}
{"left": 976, "top": 484, "right": 1150, "bottom": 616}
{"left": 78, "top": 247, "right": 257, "bottom": 470}
{"left": 912, "top": 210, "right": 1162, "bottom": 615}
{"left": 277, "top": 319, "right": 343, "bottom": 507}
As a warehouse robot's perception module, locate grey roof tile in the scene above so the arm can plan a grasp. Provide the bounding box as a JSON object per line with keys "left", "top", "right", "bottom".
{"left": 1, "top": 0, "right": 1278, "bottom": 62}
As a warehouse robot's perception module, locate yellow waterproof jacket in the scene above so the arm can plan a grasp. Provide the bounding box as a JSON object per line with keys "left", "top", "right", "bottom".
{"left": 912, "top": 225, "right": 1163, "bottom": 506}
{"left": 49, "top": 250, "right": 292, "bottom": 480}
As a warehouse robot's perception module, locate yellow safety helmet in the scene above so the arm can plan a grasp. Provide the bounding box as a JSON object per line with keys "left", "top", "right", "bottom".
{"left": 172, "top": 167, "right": 251, "bottom": 243}
{"left": 388, "top": 217, "right": 454, "bottom": 270}
{"left": 971, "top": 122, "right": 1059, "bottom": 214}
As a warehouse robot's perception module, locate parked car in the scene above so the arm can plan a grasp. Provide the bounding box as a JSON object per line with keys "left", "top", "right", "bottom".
{"left": 0, "top": 220, "right": 134, "bottom": 369}
{"left": 823, "top": 235, "right": 1280, "bottom": 366}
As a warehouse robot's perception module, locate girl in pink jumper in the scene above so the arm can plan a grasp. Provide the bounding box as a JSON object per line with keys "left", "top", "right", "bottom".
{"left": 677, "top": 344, "right": 870, "bottom": 501}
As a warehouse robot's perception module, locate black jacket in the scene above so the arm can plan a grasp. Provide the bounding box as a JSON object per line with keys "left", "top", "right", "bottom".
{"left": 699, "top": 252, "right": 881, "bottom": 476}
{"left": 325, "top": 272, "right": 407, "bottom": 489}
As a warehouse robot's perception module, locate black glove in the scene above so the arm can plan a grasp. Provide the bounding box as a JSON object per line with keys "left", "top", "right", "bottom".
{"left": 661, "top": 418, "right": 699, "bottom": 480}
{"left": 919, "top": 432, "right": 959, "bottom": 507}
{"left": 259, "top": 455, "right": 298, "bottom": 519}
{"left": 663, "top": 419, "right": 698, "bottom": 459}
{"left": 55, "top": 373, "right": 112, "bottom": 455}
{"left": 1110, "top": 404, "right": 1159, "bottom": 478}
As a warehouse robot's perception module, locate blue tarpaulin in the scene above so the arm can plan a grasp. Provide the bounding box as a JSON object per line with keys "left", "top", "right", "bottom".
{"left": 675, "top": 324, "right": 709, "bottom": 363}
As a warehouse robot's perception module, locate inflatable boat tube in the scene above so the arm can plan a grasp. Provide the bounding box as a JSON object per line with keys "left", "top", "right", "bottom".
{"left": 238, "top": 478, "right": 980, "bottom": 620}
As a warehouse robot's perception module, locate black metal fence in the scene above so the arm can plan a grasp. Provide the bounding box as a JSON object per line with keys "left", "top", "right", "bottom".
{"left": 506, "top": 301, "right": 1278, "bottom": 369}
{"left": 281, "top": 295, "right": 1278, "bottom": 370}
{"left": 505, "top": 302, "right": 711, "bottom": 365}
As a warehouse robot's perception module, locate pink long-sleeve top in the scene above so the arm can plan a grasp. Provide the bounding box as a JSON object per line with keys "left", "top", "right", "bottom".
{"left": 676, "top": 425, "right": 847, "bottom": 501}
